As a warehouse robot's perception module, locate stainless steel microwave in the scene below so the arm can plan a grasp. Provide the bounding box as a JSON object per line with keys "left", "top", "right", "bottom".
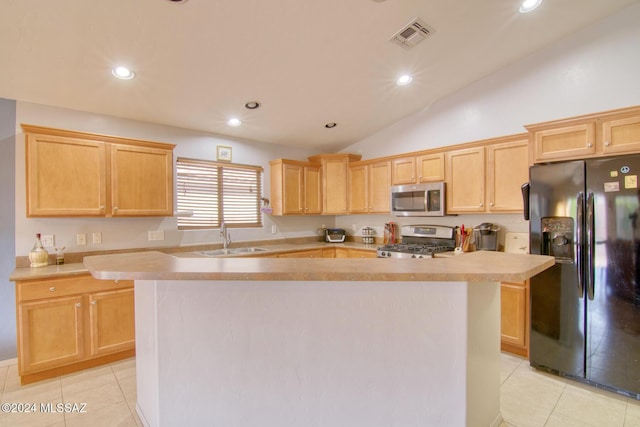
{"left": 390, "top": 182, "right": 446, "bottom": 217}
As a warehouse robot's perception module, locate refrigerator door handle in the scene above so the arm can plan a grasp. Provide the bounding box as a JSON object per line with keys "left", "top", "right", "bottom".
{"left": 576, "top": 192, "right": 585, "bottom": 298}
{"left": 586, "top": 192, "right": 595, "bottom": 300}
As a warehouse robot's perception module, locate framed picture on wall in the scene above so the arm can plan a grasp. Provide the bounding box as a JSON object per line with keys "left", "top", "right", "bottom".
{"left": 217, "top": 145, "right": 232, "bottom": 162}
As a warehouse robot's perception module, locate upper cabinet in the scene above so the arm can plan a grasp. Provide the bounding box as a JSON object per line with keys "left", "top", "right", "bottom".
{"left": 308, "top": 154, "right": 361, "bottom": 215}
{"left": 349, "top": 159, "right": 391, "bottom": 214}
{"left": 24, "top": 125, "right": 175, "bottom": 217}
{"left": 446, "top": 134, "right": 529, "bottom": 214}
{"left": 486, "top": 137, "right": 529, "bottom": 212}
{"left": 527, "top": 106, "right": 640, "bottom": 163}
{"left": 446, "top": 147, "right": 486, "bottom": 213}
{"left": 270, "top": 159, "right": 321, "bottom": 215}
{"left": 391, "top": 153, "right": 445, "bottom": 185}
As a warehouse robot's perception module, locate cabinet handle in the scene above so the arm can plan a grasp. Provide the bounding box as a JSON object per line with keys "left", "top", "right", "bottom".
{"left": 113, "top": 207, "right": 119, "bottom": 211}
{"left": 75, "top": 303, "right": 81, "bottom": 308}
{"left": 99, "top": 205, "right": 105, "bottom": 212}
{"left": 49, "top": 287, "right": 56, "bottom": 292}
{"left": 91, "top": 300, "right": 97, "bottom": 305}
{"left": 605, "top": 141, "right": 611, "bottom": 146}
{"left": 479, "top": 203, "right": 484, "bottom": 207}
{"left": 490, "top": 202, "right": 494, "bottom": 207}
{"left": 587, "top": 143, "right": 593, "bottom": 148}
{"left": 114, "top": 279, "right": 119, "bottom": 284}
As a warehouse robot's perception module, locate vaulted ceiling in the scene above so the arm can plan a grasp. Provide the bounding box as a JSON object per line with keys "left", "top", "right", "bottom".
{"left": 1, "top": 0, "right": 638, "bottom": 151}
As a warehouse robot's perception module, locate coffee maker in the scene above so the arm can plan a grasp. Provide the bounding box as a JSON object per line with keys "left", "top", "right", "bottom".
{"left": 473, "top": 223, "right": 500, "bottom": 251}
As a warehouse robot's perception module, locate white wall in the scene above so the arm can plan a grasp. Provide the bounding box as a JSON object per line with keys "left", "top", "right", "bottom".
{"left": 335, "top": 2, "right": 640, "bottom": 239}
{"left": 14, "top": 103, "right": 330, "bottom": 256}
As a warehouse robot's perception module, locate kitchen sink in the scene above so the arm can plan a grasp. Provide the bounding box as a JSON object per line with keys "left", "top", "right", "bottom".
{"left": 233, "top": 247, "right": 269, "bottom": 253}
{"left": 198, "top": 247, "right": 269, "bottom": 257}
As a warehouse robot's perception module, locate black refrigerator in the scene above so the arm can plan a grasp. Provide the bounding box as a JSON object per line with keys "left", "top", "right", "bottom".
{"left": 528, "top": 155, "right": 640, "bottom": 398}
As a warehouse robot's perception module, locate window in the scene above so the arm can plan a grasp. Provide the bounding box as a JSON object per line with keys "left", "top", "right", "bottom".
{"left": 176, "top": 157, "right": 263, "bottom": 229}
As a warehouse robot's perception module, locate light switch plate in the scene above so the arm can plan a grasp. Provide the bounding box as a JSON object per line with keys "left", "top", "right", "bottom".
{"left": 41, "top": 235, "right": 54, "bottom": 247}
{"left": 77, "top": 233, "right": 86, "bottom": 245}
{"left": 92, "top": 232, "right": 102, "bottom": 244}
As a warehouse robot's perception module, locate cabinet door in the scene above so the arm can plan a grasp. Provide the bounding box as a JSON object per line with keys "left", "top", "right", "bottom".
{"left": 26, "top": 133, "right": 106, "bottom": 217}
{"left": 601, "top": 115, "right": 640, "bottom": 155}
{"left": 486, "top": 139, "right": 529, "bottom": 212}
{"left": 416, "top": 153, "right": 445, "bottom": 182}
{"left": 323, "top": 158, "right": 349, "bottom": 214}
{"left": 391, "top": 157, "right": 416, "bottom": 185}
{"left": 304, "top": 165, "right": 322, "bottom": 214}
{"left": 500, "top": 281, "right": 528, "bottom": 357}
{"left": 348, "top": 249, "right": 377, "bottom": 258}
{"left": 18, "top": 296, "right": 84, "bottom": 373}
{"left": 369, "top": 161, "right": 391, "bottom": 213}
{"left": 111, "top": 144, "right": 173, "bottom": 216}
{"left": 349, "top": 164, "right": 368, "bottom": 214}
{"left": 89, "top": 289, "right": 135, "bottom": 357}
{"left": 281, "top": 163, "right": 304, "bottom": 214}
{"left": 278, "top": 249, "right": 324, "bottom": 258}
{"left": 446, "top": 147, "right": 485, "bottom": 213}
{"left": 531, "top": 122, "right": 596, "bottom": 162}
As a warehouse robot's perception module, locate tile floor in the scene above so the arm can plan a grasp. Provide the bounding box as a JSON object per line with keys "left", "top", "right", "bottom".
{"left": 1, "top": 353, "right": 640, "bottom": 426}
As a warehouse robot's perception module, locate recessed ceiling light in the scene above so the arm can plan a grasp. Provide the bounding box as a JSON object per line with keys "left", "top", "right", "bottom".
{"left": 519, "top": 0, "right": 542, "bottom": 13}
{"left": 111, "top": 66, "right": 135, "bottom": 80}
{"left": 396, "top": 75, "right": 413, "bottom": 86}
{"left": 244, "top": 101, "right": 261, "bottom": 110}
{"left": 227, "top": 118, "right": 242, "bottom": 127}
{"left": 325, "top": 123, "right": 337, "bottom": 129}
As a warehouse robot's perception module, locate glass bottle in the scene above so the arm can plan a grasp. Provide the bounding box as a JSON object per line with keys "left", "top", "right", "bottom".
{"left": 29, "top": 233, "right": 49, "bottom": 267}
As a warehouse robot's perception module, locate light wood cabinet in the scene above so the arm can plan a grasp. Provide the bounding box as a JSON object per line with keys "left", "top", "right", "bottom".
{"left": 391, "top": 157, "right": 417, "bottom": 185}
{"left": 270, "top": 159, "right": 321, "bottom": 215}
{"left": 15, "top": 274, "right": 135, "bottom": 384}
{"left": 486, "top": 138, "right": 529, "bottom": 212}
{"left": 89, "top": 289, "right": 135, "bottom": 357}
{"left": 309, "top": 154, "right": 362, "bottom": 215}
{"left": 416, "top": 153, "right": 445, "bottom": 182}
{"left": 23, "top": 124, "right": 175, "bottom": 217}
{"left": 446, "top": 146, "right": 486, "bottom": 213}
{"left": 278, "top": 249, "right": 325, "bottom": 258}
{"left": 392, "top": 153, "right": 445, "bottom": 185}
{"left": 527, "top": 106, "right": 640, "bottom": 163}
{"left": 529, "top": 122, "right": 596, "bottom": 162}
{"left": 446, "top": 135, "right": 528, "bottom": 214}
{"left": 601, "top": 114, "right": 640, "bottom": 155}
{"left": 500, "top": 280, "right": 529, "bottom": 358}
{"left": 347, "top": 248, "right": 378, "bottom": 258}
{"left": 349, "top": 160, "right": 391, "bottom": 214}
{"left": 110, "top": 144, "right": 174, "bottom": 216}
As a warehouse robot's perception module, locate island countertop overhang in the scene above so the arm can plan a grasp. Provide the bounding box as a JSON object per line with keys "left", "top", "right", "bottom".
{"left": 83, "top": 250, "right": 554, "bottom": 282}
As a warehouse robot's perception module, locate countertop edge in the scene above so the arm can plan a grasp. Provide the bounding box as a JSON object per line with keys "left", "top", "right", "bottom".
{"left": 82, "top": 251, "right": 555, "bottom": 283}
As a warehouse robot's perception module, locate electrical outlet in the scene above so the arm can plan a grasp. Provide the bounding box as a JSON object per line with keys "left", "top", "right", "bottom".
{"left": 92, "top": 232, "right": 102, "bottom": 244}
{"left": 271, "top": 225, "right": 277, "bottom": 234}
{"left": 351, "top": 224, "right": 357, "bottom": 232}
{"left": 41, "top": 234, "right": 54, "bottom": 247}
{"left": 77, "top": 233, "right": 86, "bottom": 245}
{"left": 148, "top": 230, "right": 165, "bottom": 241}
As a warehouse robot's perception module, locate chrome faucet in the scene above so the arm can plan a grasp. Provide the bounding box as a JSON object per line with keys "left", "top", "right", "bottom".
{"left": 220, "top": 221, "right": 231, "bottom": 249}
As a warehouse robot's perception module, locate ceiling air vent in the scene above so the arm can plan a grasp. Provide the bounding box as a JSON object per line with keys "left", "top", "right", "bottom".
{"left": 389, "top": 18, "right": 433, "bottom": 49}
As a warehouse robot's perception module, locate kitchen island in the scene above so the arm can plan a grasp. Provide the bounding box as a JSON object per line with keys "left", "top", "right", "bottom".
{"left": 84, "top": 250, "right": 553, "bottom": 427}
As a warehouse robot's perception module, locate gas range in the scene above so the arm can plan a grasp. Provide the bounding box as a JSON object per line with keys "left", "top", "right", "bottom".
{"left": 377, "top": 225, "right": 456, "bottom": 259}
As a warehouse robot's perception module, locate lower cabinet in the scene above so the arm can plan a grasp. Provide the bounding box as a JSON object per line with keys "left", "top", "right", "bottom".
{"left": 277, "top": 249, "right": 325, "bottom": 258}
{"left": 500, "top": 280, "right": 529, "bottom": 358}
{"left": 15, "top": 275, "right": 135, "bottom": 384}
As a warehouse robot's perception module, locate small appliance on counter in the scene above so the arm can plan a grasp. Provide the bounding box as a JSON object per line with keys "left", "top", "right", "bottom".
{"left": 325, "top": 228, "right": 346, "bottom": 243}
{"left": 361, "top": 227, "right": 376, "bottom": 244}
{"left": 473, "top": 223, "right": 500, "bottom": 251}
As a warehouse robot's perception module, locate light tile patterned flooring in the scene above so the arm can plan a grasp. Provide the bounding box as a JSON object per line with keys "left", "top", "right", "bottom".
{"left": 1, "top": 353, "right": 640, "bottom": 426}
